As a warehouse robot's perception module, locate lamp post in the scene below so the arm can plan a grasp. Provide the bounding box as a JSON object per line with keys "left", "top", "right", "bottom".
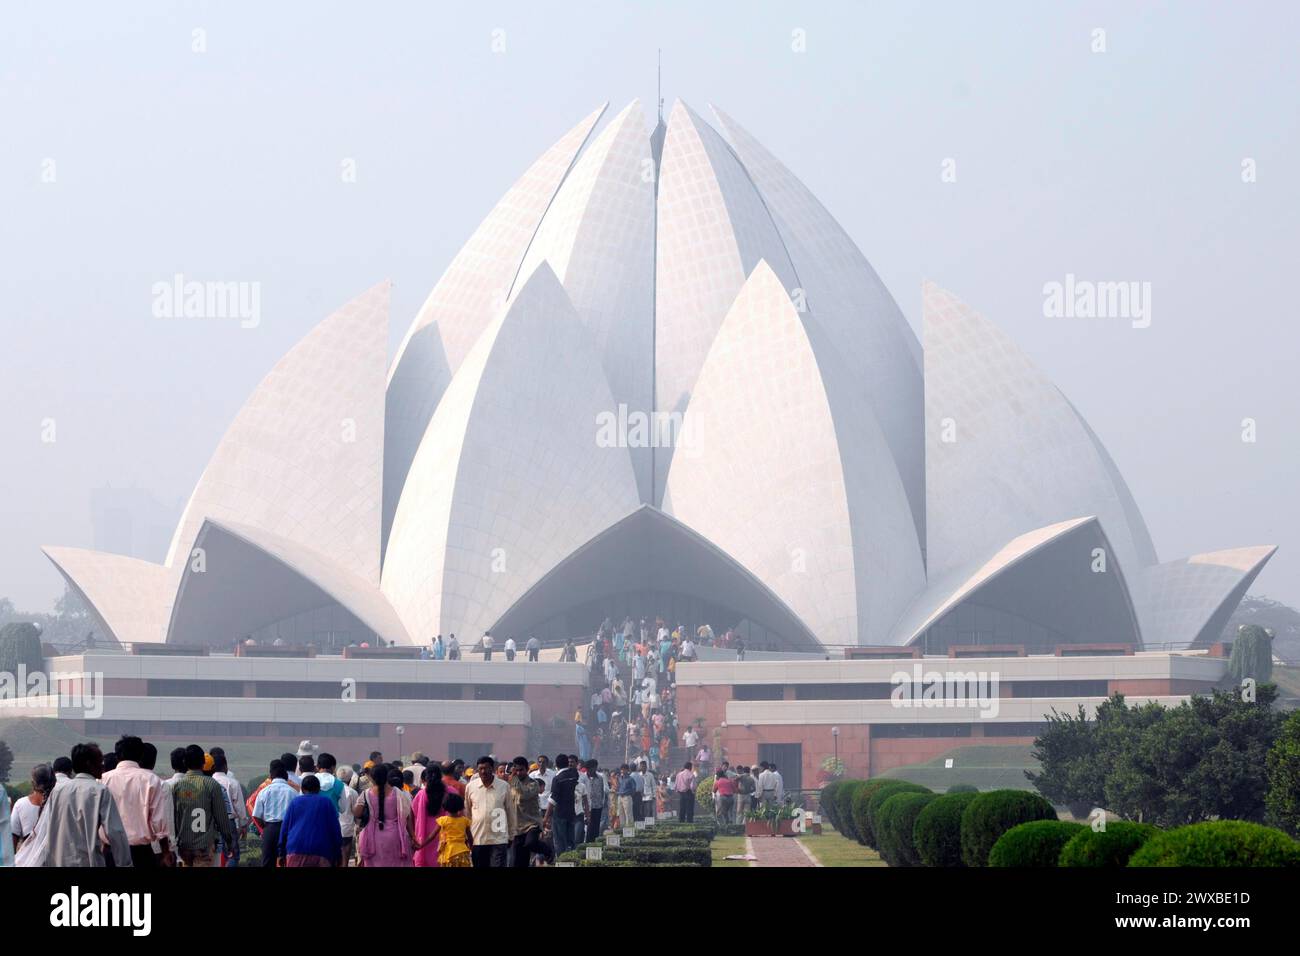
{"left": 831, "top": 725, "right": 840, "bottom": 773}
{"left": 395, "top": 724, "right": 405, "bottom": 762}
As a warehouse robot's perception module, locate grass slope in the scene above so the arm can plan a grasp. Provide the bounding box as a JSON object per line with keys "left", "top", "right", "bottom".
{"left": 878, "top": 744, "right": 1040, "bottom": 792}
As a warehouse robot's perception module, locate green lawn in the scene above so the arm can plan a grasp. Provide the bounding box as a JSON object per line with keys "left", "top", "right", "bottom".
{"left": 710, "top": 834, "right": 752, "bottom": 867}
{"left": 878, "top": 744, "right": 1040, "bottom": 792}
{"left": 797, "top": 826, "right": 888, "bottom": 867}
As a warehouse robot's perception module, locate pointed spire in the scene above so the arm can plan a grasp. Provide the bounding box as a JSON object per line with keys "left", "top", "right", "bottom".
{"left": 657, "top": 49, "right": 664, "bottom": 122}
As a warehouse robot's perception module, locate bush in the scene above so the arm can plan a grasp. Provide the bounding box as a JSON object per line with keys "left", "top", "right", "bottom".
{"left": 694, "top": 774, "right": 715, "bottom": 807}
{"left": 5, "top": 780, "right": 34, "bottom": 804}
{"left": 0, "top": 622, "right": 44, "bottom": 677}
{"left": 1266, "top": 709, "right": 1300, "bottom": 837}
{"left": 876, "top": 791, "right": 937, "bottom": 867}
{"left": 1127, "top": 821, "right": 1300, "bottom": 868}
{"left": 960, "top": 789, "right": 1058, "bottom": 867}
{"left": 1058, "top": 821, "right": 1159, "bottom": 867}
{"left": 988, "top": 820, "right": 1085, "bottom": 867}
{"left": 915, "top": 791, "right": 980, "bottom": 868}
{"left": 859, "top": 780, "right": 929, "bottom": 850}
{"left": 834, "top": 780, "right": 868, "bottom": 841}
{"left": 820, "top": 781, "right": 844, "bottom": 829}
{"left": 837, "top": 785, "right": 889, "bottom": 842}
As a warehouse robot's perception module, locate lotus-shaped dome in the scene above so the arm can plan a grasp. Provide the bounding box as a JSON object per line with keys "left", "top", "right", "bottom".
{"left": 44, "top": 100, "right": 1275, "bottom": 653}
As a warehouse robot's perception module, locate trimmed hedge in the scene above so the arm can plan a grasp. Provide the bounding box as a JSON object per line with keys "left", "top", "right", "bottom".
{"left": 861, "top": 781, "right": 930, "bottom": 850}
{"left": 558, "top": 845, "right": 712, "bottom": 866}
{"left": 914, "top": 791, "right": 980, "bottom": 868}
{"left": 960, "top": 789, "right": 1058, "bottom": 867}
{"left": 876, "top": 791, "right": 937, "bottom": 867}
{"left": 843, "top": 779, "right": 900, "bottom": 845}
{"left": 1127, "top": 821, "right": 1300, "bottom": 868}
{"left": 835, "top": 780, "right": 868, "bottom": 841}
{"left": 820, "top": 781, "right": 845, "bottom": 830}
{"left": 1059, "top": 822, "right": 1158, "bottom": 868}
{"left": 988, "top": 820, "right": 1085, "bottom": 867}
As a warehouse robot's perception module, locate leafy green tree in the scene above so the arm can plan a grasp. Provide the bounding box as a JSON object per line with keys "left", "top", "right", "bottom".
{"left": 1105, "top": 687, "right": 1281, "bottom": 827}
{"left": 1027, "top": 704, "right": 1102, "bottom": 817}
{"left": 1266, "top": 709, "right": 1300, "bottom": 836}
{"left": 1028, "top": 694, "right": 1164, "bottom": 817}
{"left": 1228, "top": 624, "right": 1273, "bottom": 684}
{"left": 0, "top": 739, "right": 12, "bottom": 784}
{"left": 0, "top": 622, "right": 44, "bottom": 675}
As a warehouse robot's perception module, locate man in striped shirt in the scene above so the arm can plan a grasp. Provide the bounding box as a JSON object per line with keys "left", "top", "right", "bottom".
{"left": 171, "top": 745, "right": 234, "bottom": 867}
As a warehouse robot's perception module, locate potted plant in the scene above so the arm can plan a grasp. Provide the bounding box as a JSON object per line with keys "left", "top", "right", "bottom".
{"left": 816, "top": 756, "right": 845, "bottom": 787}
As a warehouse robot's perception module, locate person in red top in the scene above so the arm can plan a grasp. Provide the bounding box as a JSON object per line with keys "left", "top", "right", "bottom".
{"left": 713, "top": 770, "right": 738, "bottom": 824}
{"left": 673, "top": 761, "right": 698, "bottom": 823}
{"left": 441, "top": 761, "right": 465, "bottom": 796}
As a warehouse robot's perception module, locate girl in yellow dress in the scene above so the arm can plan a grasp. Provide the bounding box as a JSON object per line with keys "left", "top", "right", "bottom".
{"left": 436, "top": 792, "right": 472, "bottom": 867}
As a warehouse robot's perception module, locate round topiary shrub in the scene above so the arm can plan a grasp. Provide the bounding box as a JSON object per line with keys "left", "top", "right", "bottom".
{"left": 960, "top": 789, "right": 1058, "bottom": 867}
{"left": 876, "top": 791, "right": 937, "bottom": 867}
{"left": 835, "top": 780, "right": 867, "bottom": 841}
{"left": 1059, "top": 821, "right": 1159, "bottom": 868}
{"left": 849, "top": 779, "right": 912, "bottom": 847}
{"left": 1127, "top": 821, "right": 1300, "bottom": 868}
{"left": 987, "top": 820, "right": 1084, "bottom": 867}
{"left": 862, "top": 781, "right": 930, "bottom": 850}
{"left": 915, "top": 791, "right": 980, "bottom": 867}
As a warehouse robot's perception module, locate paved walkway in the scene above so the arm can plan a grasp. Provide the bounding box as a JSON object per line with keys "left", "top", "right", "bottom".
{"left": 748, "top": 835, "right": 819, "bottom": 867}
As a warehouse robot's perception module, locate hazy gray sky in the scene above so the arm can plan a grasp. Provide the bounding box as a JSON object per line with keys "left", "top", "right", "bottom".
{"left": 1, "top": 0, "right": 1297, "bottom": 613}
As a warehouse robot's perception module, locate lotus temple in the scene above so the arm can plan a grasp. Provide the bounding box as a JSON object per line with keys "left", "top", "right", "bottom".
{"left": 22, "top": 99, "right": 1276, "bottom": 781}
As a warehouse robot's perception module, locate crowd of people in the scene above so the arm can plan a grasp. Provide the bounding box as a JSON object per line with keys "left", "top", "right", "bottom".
{"left": 0, "top": 616, "right": 787, "bottom": 868}
{"left": 0, "top": 734, "right": 792, "bottom": 867}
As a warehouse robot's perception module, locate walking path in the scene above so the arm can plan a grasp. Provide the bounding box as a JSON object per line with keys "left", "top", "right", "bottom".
{"left": 748, "top": 834, "right": 818, "bottom": 867}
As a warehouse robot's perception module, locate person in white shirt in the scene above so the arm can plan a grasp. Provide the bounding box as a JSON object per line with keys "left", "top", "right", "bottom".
{"left": 571, "top": 763, "right": 590, "bottom": 847}
{"left": 10, "top": 790, "right": 41, "bottom": 846}
{"left": 51, "top": 757, "right": 74, "bottom": 791}
{"left": 681, "top": 639, "right": 697, "bottom": 661}
{"left": 682, "top": 727, "right": 699, "bottom": 751}
{"left": 504, "top": 636, "right": 517, "bottom": 661}
{"left": 529, "top": 755, "right": 557, "bottom": 810}
{"left": 771, "top": 764, "right": 785, "bottom": 803}
{"left": 639, "top": 761, "right": 654, "bottom": 818}
{"left": 209, "top": 749, "right": 248, "bottom": 867}
{"left": 335, "top": 766, "right": 359, "bottom": 866}
{"left": 757, "top": 762, "right": 780, "bottom": 808}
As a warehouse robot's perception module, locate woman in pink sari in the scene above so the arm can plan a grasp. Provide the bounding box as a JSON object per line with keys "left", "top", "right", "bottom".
{"left": 355, "top": 763, "right": 414, "bottom": 867}
{"left": 411, "top": 768, "right": 447, "bottom": 867}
